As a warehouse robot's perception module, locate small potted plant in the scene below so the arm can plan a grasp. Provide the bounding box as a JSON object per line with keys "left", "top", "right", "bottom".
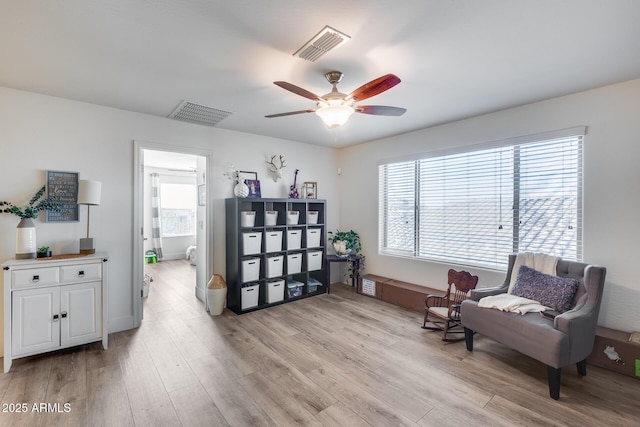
{"left": 327, "top": 229, "right": 365, "bottom": 282}
{"left": 327, "top": 229, "right": 362, "bottom": 257}
{"left": 37, "top": 246, "right": 52, "bottom": 259}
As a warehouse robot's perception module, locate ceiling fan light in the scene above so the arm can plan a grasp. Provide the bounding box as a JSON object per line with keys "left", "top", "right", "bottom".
{"left": 315, "top": 104, "right": 354, "bottom": 128}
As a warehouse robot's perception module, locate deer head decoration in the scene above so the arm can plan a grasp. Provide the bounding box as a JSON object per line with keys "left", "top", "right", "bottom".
{"left": 266, "top": 155, "right": 287, "bottom": 182}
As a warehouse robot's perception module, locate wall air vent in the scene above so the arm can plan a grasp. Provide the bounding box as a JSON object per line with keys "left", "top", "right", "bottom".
{"left": 293, "top": 25, "right": 350, "bottom": 62}
{"left": 169, "top": 101, "right": 232, "bottom": 127}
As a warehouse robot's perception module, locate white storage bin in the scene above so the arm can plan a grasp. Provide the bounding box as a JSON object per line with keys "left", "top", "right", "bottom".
{"left": 307, "top": 250, "right": 323, "bottom": 271}
{"left": 265, "top": 211, "right": 278, "bottom": 226}
{"left": 287, "top": 229, "right": 302, "bottom": 250}
{"left": 241, "top": 257, "right": 260, "bottom": 282}
{"left": 242, "top": 232, "right": 262, "bottom": 255}
{"left": 265, "top": 255, "right": 284, "bottom": 278}
{"left": 241, "top": 211, "right": 256, "bottom": 228}
{"left": 287, "top": 253, "right": 302, "bottom": 274}
{"left": 287, "top": 211, "right": 299, "bottom": 225}
{"left": 264, "top": 230, "right": 283, "bottom": 253}
{"left": 307, "top": 211, "right": 319, "bottom": 224}
{"left": 306, "top": 228, "right": 321, "bottom": 248}
{"left": 266, "top": 279, "right": 285, "bottom": 303}
{"left": 287, "top": 279, "right": 304, "bottom": 298}
{"left": 241, "top": 283, "right": 260, "bottom": 310}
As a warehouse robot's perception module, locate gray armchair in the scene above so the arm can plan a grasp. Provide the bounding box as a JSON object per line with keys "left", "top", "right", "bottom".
{"left": 460, "top": 255, "right": 606, "bottom": 399}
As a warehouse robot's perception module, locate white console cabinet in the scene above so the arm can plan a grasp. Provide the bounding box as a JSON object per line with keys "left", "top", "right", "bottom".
{"left": 3, "top": 253, "right": 108, "bottom": 373}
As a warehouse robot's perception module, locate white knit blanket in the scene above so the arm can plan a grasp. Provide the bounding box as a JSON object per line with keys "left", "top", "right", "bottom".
{"left": 478, "top": 294, "right": 549, "bottom": 314}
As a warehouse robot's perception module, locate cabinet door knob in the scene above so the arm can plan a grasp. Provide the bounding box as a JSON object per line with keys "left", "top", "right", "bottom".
{"left": 61, "top": 311, "right": 68, "bottom": 318}
{"left": 53, "top": 314, "right": 59, "bottom": 322}
{"left": 32, "top": 275, "right": 40, "bottom": 282}
{"left": 78, "top": 270, "right": 85, "bottom": 277}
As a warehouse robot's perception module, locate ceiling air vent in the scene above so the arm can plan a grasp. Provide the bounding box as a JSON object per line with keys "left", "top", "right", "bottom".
{"left": 293, "top": 25, "right": 350, "bottom": 62}
{"left": 169, "top": 101, "right": 232, "bottom": 127}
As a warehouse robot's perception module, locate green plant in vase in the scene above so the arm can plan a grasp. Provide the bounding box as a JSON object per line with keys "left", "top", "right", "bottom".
{"left": 327, "top": 229, "right": 365, "bottom": 281}
{"left": 1, "top": 186, "right": 60, "bottom": 259}
{"left": 327, "top": 229, "right": 361, "bottom": 256}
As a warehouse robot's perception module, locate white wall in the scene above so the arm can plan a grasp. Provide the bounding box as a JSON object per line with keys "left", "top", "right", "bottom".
{"left": 0, "top": 87, "right": 340, "bottom": 355}
{"left": 337, "top": 78, "right": 640, "bottom": 333}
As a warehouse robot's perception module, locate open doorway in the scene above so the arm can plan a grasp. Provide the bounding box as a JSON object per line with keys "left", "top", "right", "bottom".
{"left": 133, "top": 142, "right": 213, "bottom": 327}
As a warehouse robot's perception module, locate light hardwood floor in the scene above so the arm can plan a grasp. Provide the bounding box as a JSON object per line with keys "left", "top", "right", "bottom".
{"left": 1, "top": 259, "right": 638, "bottom": 426}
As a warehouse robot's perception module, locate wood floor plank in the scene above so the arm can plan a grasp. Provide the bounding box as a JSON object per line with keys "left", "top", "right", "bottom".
{"left": 315, "top": 401, "right": 373, "bottom": 427}
{"left": 183, "top": 317, "right": 259, "bottom": 379}
{"left": 239, "top": 314, "right": 325, "bottom": 374}
{"left": 37, "top": 398, "right": 87, "bottom": 427}
{"left": 168, "top": 382, "right": 229, "bottom": 427}
{"left": 44, "top": 348, "right": 86, "bottom": 403}
{"left": 188, "top": 354, "right": 277, "bottom": 427}
{"left": 239, "top": 370, "right": 324, "bottom": 427}
{"left": 117, "top": 336, "right": 181, "bottom": 427}
{"left": 0, "top": 355, "right": 54, "bottom": 427}
{"left": 140, "top": 324, "right": 199, "bottom": 394}
{"left": 306, "top": 366, "right": 419, "bottom": 427}
{"left": 86, "top": 366, "right": 134, "bottom": 427}
{"left": 418, "top": 402, "right": 515, "bottom": 427}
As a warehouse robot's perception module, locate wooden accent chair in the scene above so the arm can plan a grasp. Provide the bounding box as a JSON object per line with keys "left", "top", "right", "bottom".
{"left": 422, "top": 269, "right": 479, "bottom": 341}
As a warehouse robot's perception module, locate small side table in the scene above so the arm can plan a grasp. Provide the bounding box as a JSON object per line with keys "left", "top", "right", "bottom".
{"left": 325, "top": 254, "right": 361, "bottom": 294}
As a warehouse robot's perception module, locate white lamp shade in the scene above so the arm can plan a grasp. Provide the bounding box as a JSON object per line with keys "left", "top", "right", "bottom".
{"left": 78, "top": 180, "right": 102, "bottom": 205}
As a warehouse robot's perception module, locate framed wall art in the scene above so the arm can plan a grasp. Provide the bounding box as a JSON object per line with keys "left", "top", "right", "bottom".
{"left": 239, "top": 171, "right": 257, "bottom": 183}
{"left": 246, "top": 179, "right": 261, "bottom": 198}
{"left": 303, "top": 181, "right": 317, "bottom": 199}
{"left": 45, "top": 170, "right": 79, "bottom": 222}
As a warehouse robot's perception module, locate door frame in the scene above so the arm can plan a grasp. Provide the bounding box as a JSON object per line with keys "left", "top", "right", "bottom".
{"left": 132, "top": 140, "right": 214, "bottom": 327}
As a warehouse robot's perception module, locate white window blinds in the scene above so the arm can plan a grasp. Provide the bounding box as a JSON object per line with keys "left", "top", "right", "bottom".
{"left": 379, "top": 161, "right": 416, "bottom": 257}
{"left": 378, "top": 130, "right": 583, "bottom": 270}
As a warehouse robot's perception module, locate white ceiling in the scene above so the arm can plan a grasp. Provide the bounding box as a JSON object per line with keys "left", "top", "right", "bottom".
{"left": 2, "top": 1, "right": 640, "bottom": 148}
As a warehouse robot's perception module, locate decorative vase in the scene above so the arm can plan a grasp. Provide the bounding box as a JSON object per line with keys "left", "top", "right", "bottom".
{"left": 234, "top": 181, "right": 249, "bottom": 198}
{"left": 16, "top": 218, "right": 36, "bottom": 259}
{"left": 206, "top": 274, "right": 228, "bottom": 315}
{"left": 332, "top": 240, "right": 352, "bottom": 257}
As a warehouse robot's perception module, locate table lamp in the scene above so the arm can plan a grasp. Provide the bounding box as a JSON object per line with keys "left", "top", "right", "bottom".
{"left": 78, "top": 180, "right": 101, "bottom": 254}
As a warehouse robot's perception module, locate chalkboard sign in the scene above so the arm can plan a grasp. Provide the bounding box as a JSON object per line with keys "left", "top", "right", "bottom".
{"left": 45, "top": 170, "right": 79, "bottom": 222}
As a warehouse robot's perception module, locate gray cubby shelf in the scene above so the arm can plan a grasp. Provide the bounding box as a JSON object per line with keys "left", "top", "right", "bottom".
{"left": 225, "top": 197, "right": 327, "bottom": 314}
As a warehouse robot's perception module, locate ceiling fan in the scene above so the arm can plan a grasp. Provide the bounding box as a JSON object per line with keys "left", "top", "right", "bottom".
{"left": 265, "top": 71, "right": 406, "bottom": 128}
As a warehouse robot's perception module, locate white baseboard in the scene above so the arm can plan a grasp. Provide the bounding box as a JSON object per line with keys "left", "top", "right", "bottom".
{"left": 195, "top": 286, "right": 205, "bottom": 302}
{"left": 161, "top": 253, "right": 188, "bottom": 261}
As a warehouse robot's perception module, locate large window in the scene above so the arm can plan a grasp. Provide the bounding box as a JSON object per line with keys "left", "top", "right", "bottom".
{"left": 160, "top": 183, "right": 196, "bottom": 237}
{"left": 379, "top": 128, "right": 584, "bottom": 270}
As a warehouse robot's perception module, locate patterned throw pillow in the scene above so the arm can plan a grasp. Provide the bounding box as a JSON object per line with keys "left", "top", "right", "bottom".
{"left": 511, "top": 265, "right": 580, "bottom": 313}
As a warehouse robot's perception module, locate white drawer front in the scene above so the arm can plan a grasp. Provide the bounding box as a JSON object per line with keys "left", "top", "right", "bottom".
{"left": 12, "top": 267, "right": 60, "bottom": 289}
{"left": 60, "top": 263, "right": 102, "bottom": 283}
